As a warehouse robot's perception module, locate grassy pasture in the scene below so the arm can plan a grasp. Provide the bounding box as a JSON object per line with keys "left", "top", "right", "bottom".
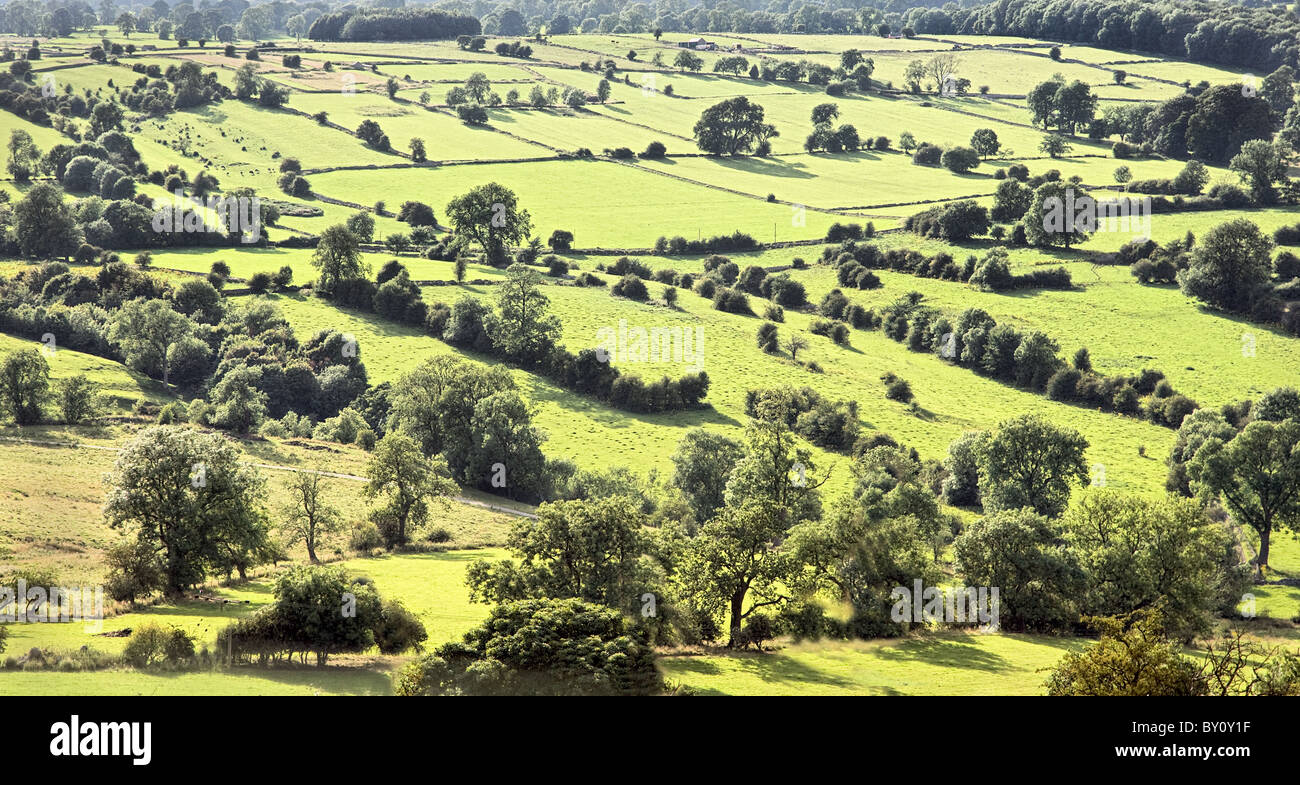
{"left": 660, "top": 633, "right": 1089, "bottom": 695}
{"left": 143, "top": 247, "right": 505, "bottom": 283}
{"left": 305, "top": 158, "right": 842, "bottom": 246}
{"left": 286, "top": 91, "right": 545, "bottom": 160}
{"left": 744, "top": 33, "right": 1055, "bottom": 52}
{"left": 375, "top": 62, "right": 538, "bottom": 83}
{"left": 782, "top": 258, "right": 1300, "bottom": 410}
{"left": 1077, "top": 206, "right": 1300, "bottom": 251}
{"left": 484, "top": 104, "right": 672, "bottom": 153}
{"left": 0, "top": 333, "right": 170, "bottom": 412}
{"left": 4, "top": 28, "right": 1300, "bottom": 697}
{"left": 264, "top": 271, "right": 1178, "bottom": 499}
{"left": 633, "top": 149, "right": 1200, "bottom": 213}
{"left": 866, "top": 49, "right": 1106, "bottom": 95}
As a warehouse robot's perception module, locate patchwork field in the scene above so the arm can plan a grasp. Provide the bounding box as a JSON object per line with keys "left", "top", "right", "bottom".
{"left": 2, "top": 21, "right": 1299, "bottom": 700}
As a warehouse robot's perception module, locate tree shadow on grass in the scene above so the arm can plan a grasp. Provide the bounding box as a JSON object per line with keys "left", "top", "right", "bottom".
{"left": 102, "top": 603, "right": 258, "bottom": 628}
{"left": 227, "top": 664, "right": 394, "bottom": 694}
{"left": 870, "top": 635, "right": 1012, "bottom": 672}
{"left": 520, "top": 372, "right": 742, "bottom": 430}
{"left": 709, "top": 155, "right": 816, "bottom": 180}
{"left": 131, "top": 664, "right": 394, "bottom": 695}
{"left": 666, "top": 649, "right": 858, "bottom": 691}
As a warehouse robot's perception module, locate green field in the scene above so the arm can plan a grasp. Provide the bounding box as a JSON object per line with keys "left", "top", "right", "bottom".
{"left": 661, "top": 633, "right": 1090, "bottom": 696}
{"left": 3, "top": 24, "right": 1299, "bottom": 698}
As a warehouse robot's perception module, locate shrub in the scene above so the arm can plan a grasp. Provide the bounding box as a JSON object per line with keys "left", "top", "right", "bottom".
{"left": 639, "top": 141, "right": 667, "bottom": 159}
{"left": 912, "top": 143, "right": 941, "bottom": 166}
{"left": 1045, "top": 368, "right": 1081, "bottom": 401}
{"left": 884, "top": 375, "right": 913, "bottom": 402}
{"left": 712, "top": 287, "right": 753, "bottom": 315}
{"left": 612, "top": 274, "right": 648, "bottom": 301}
{"left": 349, "top": 521, "right": 384, "bottom": 552}
{"left": 1276, "top": 251, "right": 1300, "bottom": 280}
{"left": 547, "top": 229, "right": 574, "bottom": 250}
{"left": 247, "top": 271, "right": 271, "bottom": 293}
{"left": 941, "top": 146, "right": 980, "bottom": 173}
{"left": 1274, "top": 224, "right": 1300, "bottom": 246}
{"left": 123, "top": 623, "right": 193, "bottom": 668}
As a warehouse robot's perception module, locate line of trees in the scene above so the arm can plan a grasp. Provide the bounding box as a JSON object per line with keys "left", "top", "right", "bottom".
{"left": 308, "top": 8, "right": 480, "bottom": 42}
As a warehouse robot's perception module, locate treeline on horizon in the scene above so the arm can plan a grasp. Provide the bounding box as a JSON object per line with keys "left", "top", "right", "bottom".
{"left": 303, "top": 0, "right": 1298, "bottom": 73}
{"left": 307, "top": 7, "right": 480, "bottom": 42}
{"left": 1, "top": 0, "right": 1293, "bottom": 72}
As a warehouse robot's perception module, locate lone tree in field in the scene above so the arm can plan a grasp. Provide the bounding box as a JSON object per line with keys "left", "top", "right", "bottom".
{"left": 693, "top": 97, "right": 778, "bottom": 156}
{"left": 445, "top": 182, "right": 533, "bottom": 266}
{"left": 0, "top": 348, "right": 49, "bottom": 425}
{"left": 280, "top": 468, "right": 343, "bottom": 563}
{"left": 1179, "top": 219, "right": 1272, "bottom": 313}
{"left": 364, "top": 432, "right": 457, "bottom": 548}
{"left": 1039, "top": 134, "right": 1072, "bottom": 158}
{"left": 104, "top": 426, "right": 270, "bottom": 594}
{"left": 784, "top": 333, "right": 809, "bottom": 361}
{"left": 492, "top": 263, "right": 560, "bottom": 365}
{"left": 409, "top": 137, "right": 427, "bottom": 163}
{"left": 311, "top": 224, "right": 367, "bottom": 293}
{"left": 970, "top": 128, "right": 1001, "bottom": 158}
{"left": 1188, "top": 418, "right": 1300, "bottom": 577}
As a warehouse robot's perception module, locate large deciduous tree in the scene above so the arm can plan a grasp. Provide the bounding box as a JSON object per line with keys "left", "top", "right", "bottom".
{"left": 466, "top": 497, "right": 650, "bottom": 610}
{"left": 280, "top": 469, "right": 343, "bottom": 563}
{"left": 12, "top": 183, "right": 81, "bottom": 260}
{"left": 670, "top": 428, "right": 745, "bottom": 525}
{"left": 1061, "top": 489, "right": 1245, "bottom": 639}
{"left": 107, "top": 298, "right": 195, "bottom": 388}
{"left": 693, "top": 97, "right": 778, "bottom": 156}
{"left": 444, "top": 182, "right": 532, "bottom": 266}
{"left": 1188, "top": 418, "right": 1300, "bottom": 576}
{"left": 977, "top": 413, "right": 1089, "bottom": 517}
{"left": 364, "top": 432, "right": 457, "bottom": 547}
{"left": 1179, "top": 218, "right": 1272, "bottom": 313}
{"left": 490, "top": 263, "right": 558, "bottom": 364}
{"left": 104, "top": 426, "right": 270, "bottom": 593}
{"left": 0, "top": 348, "right": 49, "bottom": 425}
{"left": 310, "top": 224, "right": 367, "bottom": 293}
